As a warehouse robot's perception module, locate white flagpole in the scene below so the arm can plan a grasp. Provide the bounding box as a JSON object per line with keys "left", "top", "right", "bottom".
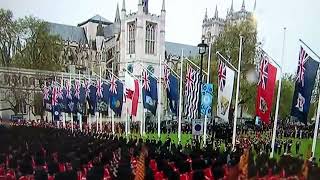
{"left": 158, "top": 55, "right": 162, "bottom": 138}
{"left": 78, "top": 72, "right": 82, "bottom": 132}
{"left": 88, "top": 76, "right": 92, "bottom": 132}
{"left": 270, "top": 27, "right": 286, "bottom": 158}
{"left": 232, "top": 35, "right": 243, "bottom": 149}
{"left": 69, "top": 73, "right": 74, "bottom": 133}
{"left": 313, "top": 83, "right": 320, "bottom": 157}
{"left": 140, "top": 70, "right": 144, "bottom": 136}
{"left": 99, "top": 66, "right": 102, "bottom": 132}
{"left": 111, "top": 63, "right": 115, "bottom": 135}
{"left": 178, "top": 49, "right": 184, "bottom": 143}
{"left": 61, "top": 76, "right": 66, "bottom": 129}
{"left": 203, "top": 44, "right": 211, "bottom": 146}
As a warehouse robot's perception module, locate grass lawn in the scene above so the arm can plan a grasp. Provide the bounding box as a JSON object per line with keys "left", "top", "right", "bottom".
{"left": 122, "top": 132, "right": 320, "bottom": 159}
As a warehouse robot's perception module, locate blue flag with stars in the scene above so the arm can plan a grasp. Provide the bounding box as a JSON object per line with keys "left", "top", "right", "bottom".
{"left": 142, "top": 70, "right": 158, "bottom": 115}
{"left": 291, "top": 47, "right": 319, "bottom": 124}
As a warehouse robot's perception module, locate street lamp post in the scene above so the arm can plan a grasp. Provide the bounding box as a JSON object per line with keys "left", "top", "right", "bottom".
{"left": 197, "top": 39, "right": 208, "bottom": 119}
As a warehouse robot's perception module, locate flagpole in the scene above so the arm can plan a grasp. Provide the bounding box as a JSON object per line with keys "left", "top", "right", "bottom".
{"left": 299, "top": 39, "right": 320, "bottom": 60}
{"left": 312, "top": 80, "right": 320, "bottom": 157}
{"left": 68, "top": 73, "right": 73, "bottom": 133}
{"left": 184, "top": 57, "right": 208, "bottom": 76}
{"left": 271, "top": 27, "right": 286, "bottom": 158}
{"left": 88, "top": 75, "right": 92, "bottom": 132}
{"left": 78, "top": 71, "right": 82, "bottom": 132}
{"left": 99, "top": 66, "right": 102, "bottom": 132}
{"left": 53, "top": 76, "right": 57, "bottom": 126}
{"left": 158, "top": 55, "right": 162, "bottom": 139}
{"left": 163, "top": 61, "right": 180, "bottom": 78}
{"left": 232, "top": 35, "right": 243, "bottom": 149}
{"left": 178, "top": 49, "right": 184, "bottom": 143}
{"left": 111, "top": 63, "right": 115, "bottom": 135}
{"left": 203, "top": 43, "right": 211, "bottom": 146}
{"left": 61, "top": 76, "right": 66, "bottom": 129}
{"left": 140, "top": 68, "right": 144, "bottom": 136}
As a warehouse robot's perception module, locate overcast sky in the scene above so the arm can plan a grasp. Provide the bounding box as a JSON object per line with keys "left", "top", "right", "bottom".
{"left": 1, "top": 0, "right": 320, "bottom": 73}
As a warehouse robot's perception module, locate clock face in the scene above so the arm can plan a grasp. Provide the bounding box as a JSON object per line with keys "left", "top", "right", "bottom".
{"left": 127, "top": 64, "right": 133, "bottom": 73}
{"left": 147, "top": 65, "right": 155, "bottom": 74}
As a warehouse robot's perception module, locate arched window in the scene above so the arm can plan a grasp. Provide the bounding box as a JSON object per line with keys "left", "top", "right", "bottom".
{"left": 145, "top": 22, "right": 156, "bottom": 54}
{"left": 128, "top": 22, "right": 136, "bottom": 54}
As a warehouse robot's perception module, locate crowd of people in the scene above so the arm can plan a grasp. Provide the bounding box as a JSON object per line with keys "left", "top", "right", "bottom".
{"left": 0, "top": 119, "right": 320, "bottom": 180}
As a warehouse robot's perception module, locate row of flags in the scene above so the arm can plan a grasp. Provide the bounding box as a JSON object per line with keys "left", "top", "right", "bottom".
{"left": 42, "top": 76, "right": 124, "bottom": 121}
{"left": 215, "top": 45, "right": 319, "bottom": 125}
{"left": 43, "top": 45, "right": 318, "bottom": 125}
{"left": 42, "top": 62, "right": 213, "bottom": 122}
{"left": 254, "top": 46, "right": 319, "bottom": 124}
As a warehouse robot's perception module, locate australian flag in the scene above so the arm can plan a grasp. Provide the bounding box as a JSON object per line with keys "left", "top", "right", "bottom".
{"left": 142, "top": 70, "right": 158, "bottom": 115}
{"left": 291, "top": 47, "right": 319, "bottom": 124}
{"left": 109, "top": 76, "right": 123, "bottom": 116}
{"left": 164, "top": 65, "right": 179, "bottom": 116}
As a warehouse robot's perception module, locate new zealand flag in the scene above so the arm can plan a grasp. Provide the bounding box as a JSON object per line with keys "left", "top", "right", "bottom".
{"left": 109, "top": 77, "right": 123, "bottom": 116}
{"left": 291, "top": 47, "right": 319, "bottom": 124}
{"left": 142, "top": 70, "right": 158, "bottom": 115}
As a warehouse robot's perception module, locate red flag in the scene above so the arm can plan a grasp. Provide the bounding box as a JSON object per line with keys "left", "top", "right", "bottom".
{"left": 255, "top": 56, "right": 277, "bottom": 124}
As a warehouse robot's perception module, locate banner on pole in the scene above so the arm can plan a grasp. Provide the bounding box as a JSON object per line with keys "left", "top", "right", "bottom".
{"left": 217, "top": 62, "right": 235, "bottom": 122}
{"left": 201, "top": 83, "right": 213, "bottom": 116}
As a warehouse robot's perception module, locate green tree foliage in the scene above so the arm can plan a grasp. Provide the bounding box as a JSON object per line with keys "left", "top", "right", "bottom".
{"left": 12, "top": 16, "right": 63, "bottom": 71}
{"left": 0, "top": 9, "right": 63, "bottom": 116}
{"left": 0, "top": 9, "right": 19, "bottom": 66}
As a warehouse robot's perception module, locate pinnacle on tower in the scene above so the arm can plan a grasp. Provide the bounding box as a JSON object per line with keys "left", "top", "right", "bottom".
{"left": 214, "top": 5, "right": 218, "bottom": 19}
{"left": 204, "top": 8, "right": 208, "bottom": 20}
{"left": 122, "top": 0, "right": 126, "bottom": 11}
{"left": 253, "top": 0, "right": 256, "bottom": 11}
{"left": 115, "top": 3, "right": 120, "bottom": 23}
{"left": 230, "top": 0, "right": 234, "bottom": 13}
{"left": 162, "top": 0, "right": 166, "bottom": 12}
{"left": 241, "top": 0, "right": 246, "bottom": 10}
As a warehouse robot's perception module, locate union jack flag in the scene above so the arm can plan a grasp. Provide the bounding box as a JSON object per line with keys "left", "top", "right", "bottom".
{"left": 218, "top": 62, "right": 226, "bottom": 91}
{"left": 296, "top": 47, "right": 309, "bottom": 87}
{"left": 185, "top": 66, "right": 194, "bottom": 91}
{"left": 75, "top": 80, "right": 80, "bottom": 99}
{"left": 84, "top": 80, "right": 90, "bottom": 97}
{"left": 163, "top": 64, "right": 170, "bottom": 90}
{"left": 258, "top": 55, "right": 269, "bottom": 90}
{"left": 184, "top": 65, "right": 200, "bottom": 119}
{"left": 142, "top": 70, "right": 150, "bottom": 91}
{"left": 56, "top": 81, "right": 63, "bottom": 100}
{"left": 51, "top": 86, "right": 58, "bottom": 106}
{"left": 43, "top": 83, "right": 49, "bottom": 100}
{"left": 109, "top": 76, "right": 117, "bottom": 94}
{"left": 96, "top": 80, "right": 103, "bottom": 98}
{"left": 66, "top": 80, "right": 72, "bottom": 99}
